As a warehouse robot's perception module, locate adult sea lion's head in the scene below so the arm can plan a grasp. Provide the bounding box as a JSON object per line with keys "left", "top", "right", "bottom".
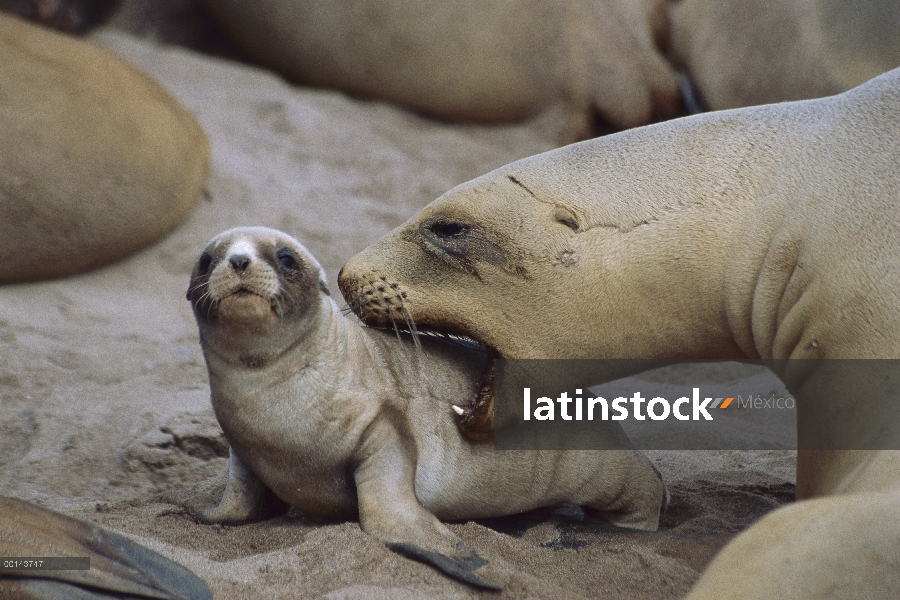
{"left": 337, "top": 130, "right": 746, "bottom": 438}
{"left": 336, "top": 168, "right": 593, "bottom": 361}
{"left": 337, "top": 129, "right": 735, "bottom": 363}
{"left": 188, "top": 226, "right": 331, "bottom": 368}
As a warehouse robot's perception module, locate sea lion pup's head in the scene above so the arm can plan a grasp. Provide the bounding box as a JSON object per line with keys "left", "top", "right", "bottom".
{"left": 187, "top": 227, "right": 331, "bottom": 367}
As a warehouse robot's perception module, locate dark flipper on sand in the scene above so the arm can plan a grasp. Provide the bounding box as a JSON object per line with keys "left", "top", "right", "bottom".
{"left": 0, "top": 496, "right": 213, "bottom": 600}
{"left": 387, "top": 541, "right": 502, "bottom": 591}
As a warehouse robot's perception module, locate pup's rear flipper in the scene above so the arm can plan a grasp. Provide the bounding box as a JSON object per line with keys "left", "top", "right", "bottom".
{"left": 0, "top": 496, "right": 213, "bottom": 600}
{"left": 387, "top": 541, "right": 502, "bottom": 590}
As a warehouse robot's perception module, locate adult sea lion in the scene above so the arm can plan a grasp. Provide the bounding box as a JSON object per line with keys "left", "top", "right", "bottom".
{"left": 0, "top": 13, "right": 210, "bottom": 282}
{"left": 0, "top": 495, "right": 213, "bottom": 600}
{"left": 338, "top": 67, "right": 900, "bottom": 598}
{"left": 339, "top": 67, "right": 900, "bottom": 496}
{"left": 201, "top": 0, "right": 681, "bottom": 138}
{"left": 187, "top": 226, "right": 666, "bottom": 589}
{"left": 683, "top": 488, "right": 900, "bottom": 600}
{"left": 0, "top": 0, "right": 118, "bottom": 33}
{"left": 670, "top": 0, "right": 900, "bottom": 110}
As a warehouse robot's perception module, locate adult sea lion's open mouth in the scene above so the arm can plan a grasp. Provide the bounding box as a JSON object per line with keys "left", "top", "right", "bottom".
{"left": 339, "top": 274, "right": 498, "bottom": 441}
{"left": 401, "top": 324, "right": 498, "bottom": 442}
{"left": 458, "top": 357, "right": 496, "bottom": 441}
{"left": 383, "top": 323, "right": 499, "bottom": 442}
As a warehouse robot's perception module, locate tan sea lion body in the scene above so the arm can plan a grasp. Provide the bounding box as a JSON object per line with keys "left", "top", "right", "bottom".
{"left": 201, "top": 0, "right": 681, "bottom": 136}
{"left": 0, "top": 496, "right": 213, "bottom": 600}
{"left": 670, "top": 0, "right": 900, "bottom": 110}
{"left": 339, "top": 69, "right": 900, "bottom": 597}
{"left": 0, "top": 0, "right": 118, "bottom": 33}
{"left": 0, "top": 13, "right": 209, "bottom": 282}
{"left": 187, "top": 227, "right": 666, "bottom": 589}
{"left": 683, "top": 488, "right": 900, "bottom": 600}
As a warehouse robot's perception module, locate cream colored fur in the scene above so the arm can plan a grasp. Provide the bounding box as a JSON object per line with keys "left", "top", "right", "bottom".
{"left": 340, "top": 68, "right": 900, "bottom": 598}
{"left": 189, "top": 227, "right": 666, "bottom": 589}
{"left": 685, "top": 489, "right": 900, "bottom": 600}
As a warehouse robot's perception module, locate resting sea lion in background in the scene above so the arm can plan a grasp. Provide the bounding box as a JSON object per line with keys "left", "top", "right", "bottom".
{"left": 669, "top": 0, "right": 900, "bottom": 110}
{"left": 0, "top": 13, "right": 209, "bottom": 283}
{"left": 200, "top": 0, "right": 682, "bottom": 138}
{"left": 683, "top": 488, "right": 900, "bottom": 600}
{"left": 0, "top": 495, "right": 213, "bottom": 600}
{"left": 187, "top": 226, "right": 666, "bottom": 590}
{"left": 0, "top": 0, "right": 119, "bottom": 33}
{"left": 339, "top": 68, "right": 900, "bottom": 597}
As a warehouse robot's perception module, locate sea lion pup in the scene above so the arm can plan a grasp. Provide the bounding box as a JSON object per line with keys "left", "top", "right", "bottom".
{"left": 338, "top": 67, "right": 900, "bottom": 498}
{"left": 201, "top": 0, "right": 682, "bottom": 139}
{"left": 0, "top": 496, "right": 213, "bottom": 600}
{"left": 187, "top": 226, "right": 666, "bottom": 589}
{"left": 669, "top": 0, "right": 900, "bottom": 110}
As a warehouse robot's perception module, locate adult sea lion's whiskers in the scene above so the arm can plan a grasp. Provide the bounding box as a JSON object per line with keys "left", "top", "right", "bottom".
{"left": 343, "top": 290, "right": 368, "bottom": 311}
{"left": 397, "top": 296, "right": 422, "bottom": 351}
{"left": 378, "top": 288, "right": 403, "bottom": 342}
{"left": 340, "top": 290, "right": 364, "bottom": 313}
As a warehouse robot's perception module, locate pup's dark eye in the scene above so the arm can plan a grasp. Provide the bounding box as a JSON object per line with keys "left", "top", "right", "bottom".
{"left": 276, "top": 248, "right": 297, "bottom": 269}
{"left": 198, "top": 252, "right": 212, "bottom": 273}
{"left": 428, "top": 220, "right": 469, "bottom": 239}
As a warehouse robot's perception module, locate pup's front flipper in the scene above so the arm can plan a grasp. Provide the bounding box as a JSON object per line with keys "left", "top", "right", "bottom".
{"left": 354, "top": 442, "right": 504, "bottom": 590}
{"left": 195, "top": 446, "right": 287, "bottom": 524}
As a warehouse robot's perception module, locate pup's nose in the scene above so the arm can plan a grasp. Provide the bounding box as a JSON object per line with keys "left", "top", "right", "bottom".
{"left": 229, "top": 254, "right": 251, "bottom": 271}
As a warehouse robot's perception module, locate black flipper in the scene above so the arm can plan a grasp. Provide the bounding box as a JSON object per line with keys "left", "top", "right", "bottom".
{"left": 386, "top": 541, "right": 503, "bottom": 591}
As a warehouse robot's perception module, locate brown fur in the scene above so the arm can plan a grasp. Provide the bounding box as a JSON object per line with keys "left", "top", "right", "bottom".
{"left": 670, "top": 0, "right": 900, "bottom": 110}
{"left": 202, "top": 0, "right": 681, "bottom": 138}
{"left": 0, "top": 495, "right": 213, "bottom": 599}
{"left": 0, "top": 13, "right": 209, "bottom": 282}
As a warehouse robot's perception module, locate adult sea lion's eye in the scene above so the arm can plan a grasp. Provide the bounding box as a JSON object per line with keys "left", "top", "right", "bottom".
{"left": 277, "top": 249, "right": 297, "bottom": 269}
{"left": 428, "top": 220, "right": 469, "bottom": 239}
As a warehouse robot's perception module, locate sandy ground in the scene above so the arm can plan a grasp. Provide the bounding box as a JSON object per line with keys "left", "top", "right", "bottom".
{"left": 0, "top": 25, "right": 796, "bottom": 599}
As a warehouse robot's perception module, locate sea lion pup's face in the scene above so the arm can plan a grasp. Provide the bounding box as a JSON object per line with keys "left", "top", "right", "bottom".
{"left": 187, "top": 227, "right": 330, "bottom": 367}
